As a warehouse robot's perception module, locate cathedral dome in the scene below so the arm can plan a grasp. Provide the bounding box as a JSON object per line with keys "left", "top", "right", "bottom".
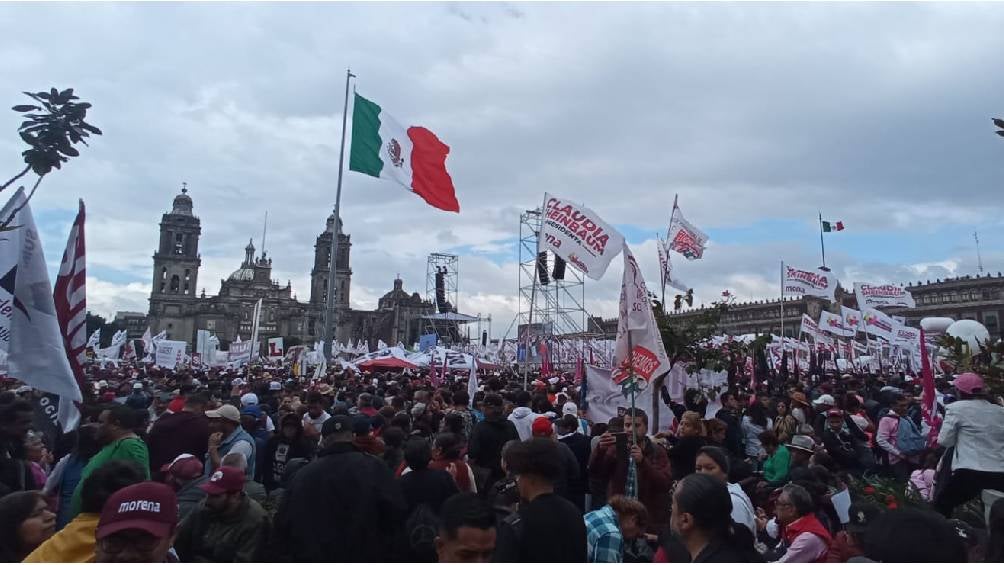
{"left": 228, "top": 267, "right": 255, "bottom": 281}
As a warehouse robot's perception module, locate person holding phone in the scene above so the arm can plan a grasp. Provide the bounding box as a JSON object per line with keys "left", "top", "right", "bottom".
{"left": 589, "top": 408, "right": 672, "bottom": 534}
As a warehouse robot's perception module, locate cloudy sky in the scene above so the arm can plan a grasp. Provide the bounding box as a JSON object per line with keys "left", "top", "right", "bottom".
{"left": 1, "top": 2, "right": 1002, "bottom": 339}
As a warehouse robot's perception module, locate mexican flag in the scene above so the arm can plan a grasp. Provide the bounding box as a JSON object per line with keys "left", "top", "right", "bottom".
{"left": 349, "top": 93, "right": 460, "bottom": 213}
{"left": 821, "top": 220, "right": 844, "bottom": 232}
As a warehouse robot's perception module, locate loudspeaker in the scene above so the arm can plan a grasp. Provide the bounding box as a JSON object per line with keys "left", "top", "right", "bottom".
{"left": 552, "top": 256, "right": 566, "bottom": 281}
{"left": 536, "top": 252, "right": 550, "bottom": 285}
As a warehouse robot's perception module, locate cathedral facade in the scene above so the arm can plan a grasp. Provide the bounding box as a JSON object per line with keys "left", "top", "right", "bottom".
{"left": 146, "top": 188, "right": 434, "bottom": 350}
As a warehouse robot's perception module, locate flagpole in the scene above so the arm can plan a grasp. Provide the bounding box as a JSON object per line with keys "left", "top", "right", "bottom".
{"left": 658, "top": 233, "right": 666, "bottom": 313}
{"left": 818, "top": 211, "right": 827, "bottom": 269}
{"left": 323, "top": 68, "right": 355, "bottom": 362}
{"left": 780, "top": 259, "right": 785, "bottom": 347}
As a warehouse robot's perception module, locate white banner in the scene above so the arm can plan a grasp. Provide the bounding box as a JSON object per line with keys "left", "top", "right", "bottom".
{"left": 800, "top": 313, "right": 823, "bottom": 339}
{"left": 267, "top": 337, "right": 284, "bottom": 359}
{"left": 0, "top": 189, "right": 82, "bottom": 412}
{"left": 819, "top": 310, "right": 855, "bottom": 337}
{"left": 583, "top": 364, "right": 671, "bottom": 433}
{"left": 666, "top": 205, "right": 708, "bottom": 260}
{"left": 154, "top": 340, "right": 187, "bottom": 369}
{"left": 227, "top": 341, "right": 253, "bottom": 365}
{"left": 539, "top": 193, "right": 625, "bottom": 280}
{"left": 862, "top": 307, "right": 895, "bottom": 340}
{"left": 841, "top": 306, "right": 862, "bottom": 333}
{"left": 784, "top": 265, "right": 836, "bottom": 301}
{"left": 854, "top": 282, "right": 916, "bottom": 309}
{"left": 611, "top": 243, "right": 672, "bottom": 389}
{"left": 891, "top": 324, "right": 921, "bottom": 351}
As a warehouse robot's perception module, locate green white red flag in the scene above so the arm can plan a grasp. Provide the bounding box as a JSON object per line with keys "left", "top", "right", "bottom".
{"left": 349, "top": 93, "right": 459, "bottom": 213}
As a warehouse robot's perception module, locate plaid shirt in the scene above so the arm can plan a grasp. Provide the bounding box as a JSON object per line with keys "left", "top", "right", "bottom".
{"left": 584, "top": 505, "right": 623, "bottom": 562}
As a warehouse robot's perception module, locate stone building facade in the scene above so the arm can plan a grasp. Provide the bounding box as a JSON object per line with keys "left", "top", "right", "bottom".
{"left": 146, "top": 188, "right": 433, "bottom": 349}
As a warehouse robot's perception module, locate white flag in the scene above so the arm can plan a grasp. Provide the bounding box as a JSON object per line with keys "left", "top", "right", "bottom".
{"left": 784, "top": 265, "right": 837, "bottom": 301}
{"left": 539, "top": 193, "right": 625, "bottom": 280}
{"left": 0, "top": 189, "right": 82, "bottom": 412}
{"left": 154, "top": 340, "right": 187, "bottom": 369}
{"left": 249, "top": 298, "right": 262, "bottom": 359}
{"left": 862, "top": 307, "right": 895, "bottom": 340}
{"left": 818, "top": 310, "right": 854, "bottom": 337}
{"left": 666, "top": 202, "right": 708, "bottom": 260}
{"left": 86, "top": 328, "right": 100, "bottom": 348}
{"left": 611, "top": 243, "right": 672, "bottom": 390}
{"left": 841, "top": 306, "right": 862, "bottom": 333}
{"left": 854, "top": 282, "right": 916, "bottom": 309}
{"left": 468, "top": 355, "right": 479, "bottom": 408}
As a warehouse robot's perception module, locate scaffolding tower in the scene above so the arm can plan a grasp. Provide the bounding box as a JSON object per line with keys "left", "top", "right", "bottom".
{"left": 509, "top": 208, "right": 589, "bottom": 342}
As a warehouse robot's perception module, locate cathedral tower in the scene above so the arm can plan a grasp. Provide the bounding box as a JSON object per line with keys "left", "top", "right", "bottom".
{"left": 148, "top": 185, "right": 201, "bottom": 341}
{"left": 309, "top": 212, "right": 352, "bottom": 336}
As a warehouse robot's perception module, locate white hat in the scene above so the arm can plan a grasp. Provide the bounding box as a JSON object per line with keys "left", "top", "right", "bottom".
{"left": 205, "top": 404, "right": 241, "bottom": 424}
{"left": 562, "top": 401, "right": 578, "bottom": 416}
{"left": 813, "top": 394, "right": 836, "bottom": 407}
{"left": 269, "top": 381, "right": 282, "bottom": 391}
{"left": 97, "top": 380, "right": 108, "bottom": 388}
{"left": 133, "top": 383, "right": 144, "bottom": 390}
{"left": 231, "top": 377, "right": 245, "bottom": 387}
{"left": 191, "top": 378, "right": 201, "bottom": 387}
{"left": 240, "top": 393, "right": 258, "bottom": 407}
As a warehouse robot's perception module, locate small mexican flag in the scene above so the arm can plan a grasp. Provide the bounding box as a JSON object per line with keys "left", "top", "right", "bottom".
{"left": 349, "top": 93, "right": 460, "bottom": 213}
{"left": 821, "top": 220, "right": 845, "bottom": 232}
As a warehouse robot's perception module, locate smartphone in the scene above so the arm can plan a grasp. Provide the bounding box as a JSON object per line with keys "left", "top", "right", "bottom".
{"left": 615, "top": 432, "right": 629, "bottom": 458}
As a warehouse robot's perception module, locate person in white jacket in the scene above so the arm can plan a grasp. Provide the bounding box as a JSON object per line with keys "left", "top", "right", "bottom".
{"left": 507, "top": 391, "right": 556, "bottom": 441}
{"left": 935, "top": 372, "right": 1004, "bottom": 517}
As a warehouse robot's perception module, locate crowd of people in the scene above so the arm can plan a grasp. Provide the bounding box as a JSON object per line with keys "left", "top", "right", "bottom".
{"left": 0, "top": 358, "right": 1003, "bottom": 562}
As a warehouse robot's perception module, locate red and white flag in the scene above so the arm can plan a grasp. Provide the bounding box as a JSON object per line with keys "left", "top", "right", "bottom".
{"left": 612, "top": 243, "right": 672, "bottom": 388}
{"left": 666, "top": 200, "right": 708, "bottom": 260}
{"left": 53, "top": 200, "right": 87, "bottom": 393}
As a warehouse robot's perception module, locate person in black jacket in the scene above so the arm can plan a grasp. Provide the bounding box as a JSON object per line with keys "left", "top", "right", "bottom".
{"left": 556, "top": 414, "right": 591, "bottom": 512}
{"left": 467, "top": 394, "right": 519, "bottom": 491}
{"left": 261, "top": 414, "right": 314, "bottom": 493}
{"left": 819, "top": 409, "right": 868, "bottom": 474}
{"left": 271, "top": 414, "right": 406, "bottom": 562}
{"left": 0, "top": 397, "right": 36, "bottom": 496}
{"left": 493, "top": 438, "right": 586, "bottom": 562}
{"left": 399, "top": 436, "right": 459, "bottom": 515}
{"left": 715, "top": 392, "right": 744, "bottom": 458}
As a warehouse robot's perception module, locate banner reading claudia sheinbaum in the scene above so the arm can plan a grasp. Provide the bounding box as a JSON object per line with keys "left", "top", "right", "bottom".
{"left": 854, "top": 282, "right": 916, "bottom": 308}
{"left": 539, "top": 193, "right": 625, "bottom": 280}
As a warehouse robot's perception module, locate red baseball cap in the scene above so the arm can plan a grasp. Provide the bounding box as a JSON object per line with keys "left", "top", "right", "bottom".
{"left": 160, "top": 454, "right": 203, "bottom": 482}
{"left": 531, "top": 416, "right": 553, "bottom": 438}
{"left": 96, "top": 482, "right": 178, "bottom": 540}
{"left": 200, "top": 466, "right": 245, "bottom": 495}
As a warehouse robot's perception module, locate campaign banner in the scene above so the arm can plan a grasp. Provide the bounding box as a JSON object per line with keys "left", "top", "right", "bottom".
{"left": 583, "top": 364, "right": 671, "bottom": 433}
{"left": 800, "top": 313, "right": 823, "bottom": 339}
{"left": 891, "top": 324, "right": 921, "bottom": 351}
{"left": 227, "top": 341, "right": 253, "bottom": 365}
{"left": 539, "top": 193, "right": 624, "bottom": 280}
{"left": 819, "top": 310, "right": 855, "bottom": 337}
{"left": 154, "top": 340, "right": 187, "bottom": 370}
{"left": 611, "top": 244, "right": 672, "bottom": 389}
{"left": 784, "top": 265, "right": 836, "bottom": 301}
{"left": 841, "top": 306, "right": 862, "bottom": 333}
{"left": 267, "top": 337, "right": 284, "bottom": 359}
{"left": 666, "top": 207, "right": 708, "bottom": 260}
{"left": 862, "top": 307, "right": 895, "bottom": 340}
{"left": 854, "top": 282, "right": 916, "bottom": 309}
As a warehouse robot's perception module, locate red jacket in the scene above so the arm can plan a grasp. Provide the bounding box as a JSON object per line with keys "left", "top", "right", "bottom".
{"left": 783, "top": 513, "right": 832, "bottom": 563}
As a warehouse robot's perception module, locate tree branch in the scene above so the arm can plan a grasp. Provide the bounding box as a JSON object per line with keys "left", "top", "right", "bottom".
{"left": 0, "top": 173, "right": 45, "bottom": 230}
{"left": 0, "top": 164, "right": 31, "bottom": 193}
